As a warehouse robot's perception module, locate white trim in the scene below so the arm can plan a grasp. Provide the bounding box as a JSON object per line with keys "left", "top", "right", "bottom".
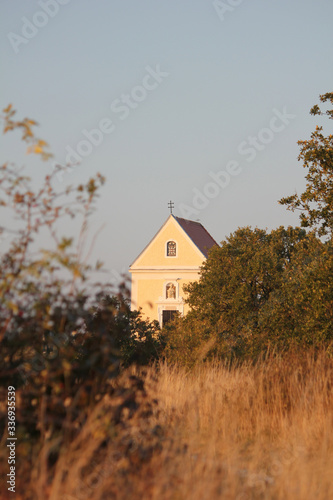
{"left": 157, "top": 303, "right": 184, "bottom": 328}
{"left": 129, "top": 270, "right": 200, "bottom": 276}
{"left": 165, "top": 239, "right": 178, "bottom": 258}
{"left": 129, "top": 215, "right": 208, "bottom": 269}
{"left": 157, "top": 280, "right": 185, "bottom": 327}
{"left": 156, "top": 297, "right": 184, "bottom": 305}
{"left": 130, "top": 276, "right": 138, "bottom": 311}
{"left": 129, "top": 265, "right": 201, "bottom": 272}
{"left": 163, "top": 280, "right": 179, "bottom": 299}
{"left": 129, "top": 215, "right": 173, "bottom": 268}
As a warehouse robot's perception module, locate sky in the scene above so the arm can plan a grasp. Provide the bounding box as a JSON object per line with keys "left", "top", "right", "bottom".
{"left": 1, "top": 0, "right": 333, "bottom": 284}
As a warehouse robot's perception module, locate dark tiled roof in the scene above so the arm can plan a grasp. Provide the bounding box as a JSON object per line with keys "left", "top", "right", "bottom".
{"left": 174, "top": 216, "right": 218, "bottom": 257}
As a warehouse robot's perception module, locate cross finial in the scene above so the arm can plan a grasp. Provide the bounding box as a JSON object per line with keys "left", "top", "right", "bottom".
{"left": 168, "top": 200, "right": 174, "bottom": 214}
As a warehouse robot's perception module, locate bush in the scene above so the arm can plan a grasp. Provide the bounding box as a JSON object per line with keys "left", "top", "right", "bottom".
{"left": 0, "top": 106, "right": 164, "bottom": 498}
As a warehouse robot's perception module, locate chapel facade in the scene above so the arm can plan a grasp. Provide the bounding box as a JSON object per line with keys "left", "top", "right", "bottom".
{"left": 129, "top": 214, "right": 217, "bottom": 327}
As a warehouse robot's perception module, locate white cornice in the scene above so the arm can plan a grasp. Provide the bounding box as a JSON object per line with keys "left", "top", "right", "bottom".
{"left": 129, "top": 265, "right": 201, "bottom": 273}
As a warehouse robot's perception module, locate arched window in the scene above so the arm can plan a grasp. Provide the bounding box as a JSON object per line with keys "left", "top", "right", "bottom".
{"left": 166, "top": 240, "right": 177, "bottom": 257}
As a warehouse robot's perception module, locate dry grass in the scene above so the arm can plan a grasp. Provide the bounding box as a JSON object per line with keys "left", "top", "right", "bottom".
{"left": 143, "top": 354, "right": 333, "bottom": 500}
{"left": 22, "top": 351, "right": 333, "bottom": 499}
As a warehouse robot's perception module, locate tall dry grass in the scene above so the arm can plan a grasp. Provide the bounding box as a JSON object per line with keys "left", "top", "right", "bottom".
{"left": 145, "top": 353, "right": 333, "bottom": 500}
{"left": 32, "top": 351, "right": 333, "bottom": 500}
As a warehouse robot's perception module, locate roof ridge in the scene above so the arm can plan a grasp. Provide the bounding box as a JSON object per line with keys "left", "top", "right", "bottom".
{"left": 174, "top": 216, "right": 218, "bottom": 256}
{"left": 174, "top": 215, "right": 202, "bottom": 224}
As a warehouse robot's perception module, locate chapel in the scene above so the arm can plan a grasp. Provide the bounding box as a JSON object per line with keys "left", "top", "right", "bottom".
{"left": 129, "top": 212, "right": 217, "bottom": 327}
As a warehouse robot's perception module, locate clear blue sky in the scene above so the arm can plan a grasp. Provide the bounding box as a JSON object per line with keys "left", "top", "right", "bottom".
{"left": 1, "top": 0, "right": 332, "bottom": 283}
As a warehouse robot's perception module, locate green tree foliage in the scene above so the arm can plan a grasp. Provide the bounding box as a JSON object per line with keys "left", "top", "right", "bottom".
{"left": 0, "top": 106, "right": 163, "bottom": 492}
{"left": 279, "top": 92, "right": 333, "bottom": 237}
{"left": 164, "top": 226, "right": 332, "bottom": 364}
{"left": 164, "top": 93, "right": 333, "bottom": 365}
{"left": 87, "top": 293, "right": 162, "bottom": 367}
{"left": 259, "top": 237, "right": 333, "bottom": 345}
{"left": 184, "top": 226, "right": 308, "bottom": 330}
{"left": 162, "top": 314, "right": 220, "bottom": 368}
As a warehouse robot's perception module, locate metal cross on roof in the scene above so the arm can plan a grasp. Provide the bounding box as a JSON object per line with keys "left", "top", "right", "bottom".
{"left": 168, "top": 200, "right": 174, "bottom": 214}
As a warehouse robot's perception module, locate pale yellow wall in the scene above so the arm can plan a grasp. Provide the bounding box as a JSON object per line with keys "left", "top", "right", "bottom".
{"left": 133, "top": 217, "right": 204, "bottom": 268}
{"left": 137, "top": 278, "right": 165, "bottom": 316}
{"left": 129, "top": 216, "right": 206, "bottom": 324}
{"left": 131, "top": 272, "right": 200, "bottom": 322}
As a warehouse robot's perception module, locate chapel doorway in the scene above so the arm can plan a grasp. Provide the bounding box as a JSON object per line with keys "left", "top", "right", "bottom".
{"left": 162, "top": 310, "right": 178, "bottom": 326}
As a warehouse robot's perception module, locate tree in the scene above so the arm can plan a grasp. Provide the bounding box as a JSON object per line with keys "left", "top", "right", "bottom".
{"left": 0, "top": 106, "right": 164, "bottom": 496}
{"left": 174, "top": 226, "right": 314, "bottom": 359}
{"left": 164, "top": 93, "right": 333, "bottom": 364}
{"left": 184, "top": 226, "right": 308, "bottom": 329}
{"left": 259, "top": 234, "right": 333, "bottom": 346}
{"left": 279, "top": 92, "right": 333, "bottom": 238}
